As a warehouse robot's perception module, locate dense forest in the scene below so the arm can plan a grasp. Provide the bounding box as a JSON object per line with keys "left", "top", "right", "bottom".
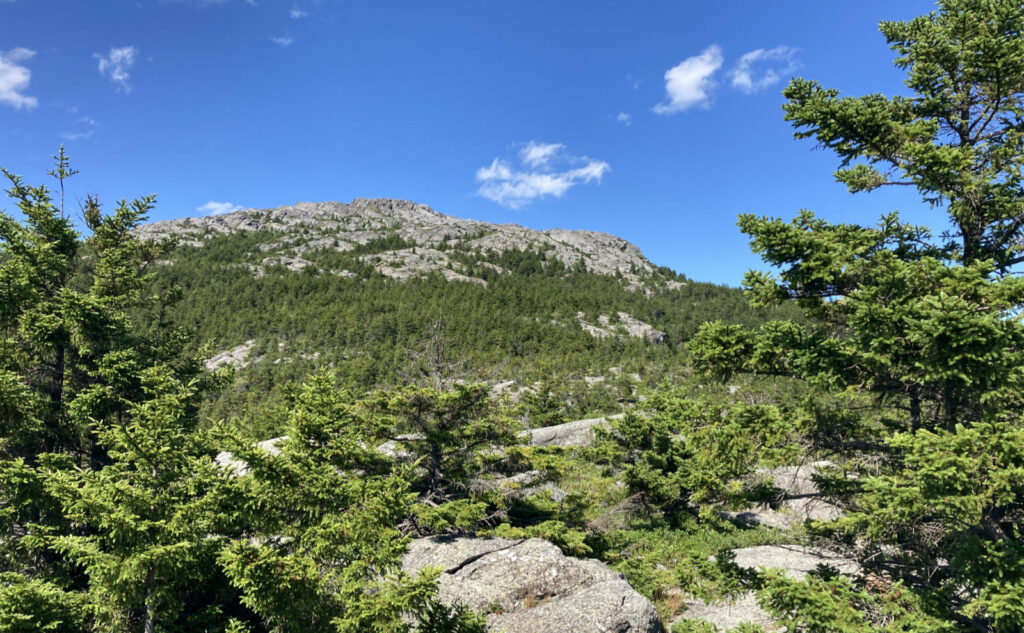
{"left": 153, "top": 226, "right": 793, "bottom": 432}
{"left": 4, "top": 1, "right": 1024, "bottom": 632}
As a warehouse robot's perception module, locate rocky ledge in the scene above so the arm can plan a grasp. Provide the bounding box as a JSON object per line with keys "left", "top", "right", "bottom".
{"left": 403, "top": 536, "right": 663, "bottom": 633}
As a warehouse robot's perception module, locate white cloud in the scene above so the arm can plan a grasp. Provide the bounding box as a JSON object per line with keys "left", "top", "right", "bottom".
{"left": 94, "top": 46, "right": 138, "bottom": 92}
{"left": 729, "top": 45, "right": 798, "bottom": 94}
{"left": 519, "top": 141, "right": 564, "bottom": 168}
{"left": 616, "top": 112, "right": 631, "bottom": 126}
{"left": 653, "top": 45, "right": 723, "bottom": 114}
{"left": 626, "top": 73, "right": 640, "bottom": 90}
{"left": 271, "top": 34, "right": 294, "bottom": 47}
{"left": 289, "top": 5, "right": 307, "bottom": 18}
{"left": 197, "top": 201, "right": 244, "bottom": 215}
{"left": 476, "top": 142, "right": 610, "bottom": 209}
{"left": 0, "top": 47, "right": 38, "bottom": 110}
{"left": 61, "top": 130, "right": 94, "bottom": 141}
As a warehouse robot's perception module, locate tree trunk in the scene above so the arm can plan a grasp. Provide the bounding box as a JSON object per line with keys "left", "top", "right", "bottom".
{"left": 144, "top": 566, "right": 155, "bottom": 633}
{"left": 909, "top": 387, "right": 921, "bottom": 431}
{"left": 429, "top": 443, "right": 443, "bottom": 501}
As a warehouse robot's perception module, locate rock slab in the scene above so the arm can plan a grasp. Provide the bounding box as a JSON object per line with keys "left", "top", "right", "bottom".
{"left": 521, "top": 416, "right": 617, "bottom": 447}
{"left": 403, "top": 536, "right": 663, "bottom": 633}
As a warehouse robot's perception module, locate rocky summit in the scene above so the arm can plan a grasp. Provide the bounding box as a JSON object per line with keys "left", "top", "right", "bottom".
{"left": 137, "top": 198, "right": 666, "bottom": 289}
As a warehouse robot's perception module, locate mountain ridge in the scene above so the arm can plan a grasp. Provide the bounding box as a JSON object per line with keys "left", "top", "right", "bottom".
{"left": 137, "top": 197, "right": 673, "bottom": 289}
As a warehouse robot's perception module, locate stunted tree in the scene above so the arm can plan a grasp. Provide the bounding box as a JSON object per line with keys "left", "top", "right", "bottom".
{"left": 45, "top": 367, "right": 224, "bottom": 633}
{"left": 216, "top": 372, "right": 448, "bottom": 633}
{"left": 364, "top": 383, "right": 520, "bottom": 532}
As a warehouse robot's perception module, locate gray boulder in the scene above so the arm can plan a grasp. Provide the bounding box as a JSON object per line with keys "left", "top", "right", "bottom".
{"left": 730, "top": 544, "right": 860, "bottom": 580}
{"left": 724, "top": 461, "right": 844, "bottom": 529}
{"left": 403, "top": 536, "right": 663, "bottom": 633}
{"left": 205, "top": 340, "right": 256, "bottom": 371}
{"left": 522, "top": 416, "right": 618, "bottom": 447}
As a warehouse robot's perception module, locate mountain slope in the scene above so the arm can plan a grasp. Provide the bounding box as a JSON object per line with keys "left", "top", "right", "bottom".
{"left": 140, "top": 198, "right": 791, "bottom": 433}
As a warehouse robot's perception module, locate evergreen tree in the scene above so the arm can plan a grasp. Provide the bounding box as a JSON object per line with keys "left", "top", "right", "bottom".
{"left": 44, "top": 367, "right": 225, "bottom": 633}
{"left": 362, "top": 383, "right": 520, "bottom": 532}
{"left": 0, "top": 153, "right": 213, "bottom": 632}
{"left": 216, "top": 372, "right": 440, "bottom": 633}
{"left": 688, "top": 2, "right": 1024, "bottom": 629}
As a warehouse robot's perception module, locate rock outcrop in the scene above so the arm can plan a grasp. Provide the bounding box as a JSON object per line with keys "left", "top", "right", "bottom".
{"left": 205, "top": 340, "right": 256, "bottom": 371}
{"left": 136, "top": 198, "right": 662, "bottom": 288}
{"left": 403, "top": 536, "right": 663, "bottom": 633}
{"left": 724, "top": 461, "right": 844, "bottom": 529}
{"left": 521, "top": 416, "right": 617, "bottom": 447}
{"left": 677, "top": 593, "right": 777, "bottom": 632}
{"left": 730, "top": 544, "right": 860, "bottom": 580}
{"left": 576, "top": 312, "right": 666, "bottom": 343}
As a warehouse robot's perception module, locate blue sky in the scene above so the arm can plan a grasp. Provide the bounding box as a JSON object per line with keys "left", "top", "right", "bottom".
{"left": 1, "top": 0, "right": 940, "bottom": 285}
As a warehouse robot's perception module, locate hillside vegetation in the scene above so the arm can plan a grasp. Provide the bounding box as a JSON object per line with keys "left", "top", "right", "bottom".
{"left": 4, "top": 2, "right": 1024, "bottom": 632}
{"left": 150, "top": 215, "right": 791, "bottom": 430}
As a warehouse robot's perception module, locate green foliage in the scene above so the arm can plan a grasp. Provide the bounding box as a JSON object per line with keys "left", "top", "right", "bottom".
{"left": 600, "top": 390, "right": 800, "bottom": 517}
{"left": 687, "top": 2, "right": 1024, "bottom": 631}
{"left": 490, "top": 520, "right": 591, "bottom": 556}
{"left": 589, "top": 523, "right": 780, "bottom": 621}
{"left": 414, "top": 600, "right": 487, "bottom": 633}
{"left": 691, "top": 213, "right": 1024, "bottom": 430}
{"left": 150, "top": 227, "right": 796, "bottom": 427}
{"left": 216, "top": 372, "right": 438, "bottom": 632}
{"left": 0, "top": 152, "right": 219, "bottom": 632}
{"left": 0, "top": 574, "right": 87, "bottom": 633}
{"left": 783, "top": 0, "right": 1024, "bottom": 271}
{"left": 362, "top": 383, "right": 519, "bottom": 508}
{"left": 44, "top": 367, "right": 225, "bottom": 633}
{"left": 846, "top": 420, "right": 1024, "bottom": 630}
{"left": 760, "top": 572, "right": 951, "bottom": 633}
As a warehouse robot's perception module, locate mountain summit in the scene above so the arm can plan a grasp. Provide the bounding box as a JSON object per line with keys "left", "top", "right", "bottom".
{"left": 138, "top": 198, "right": 665, "bottom": 288}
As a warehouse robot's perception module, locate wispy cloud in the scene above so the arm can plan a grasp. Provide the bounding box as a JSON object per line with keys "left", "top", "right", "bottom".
{"left": 197, "top": 201, "right": 244, "bottom": 215}
{"left": 0, "top": 47, "right": 38, "bottom": 109}
{"left": 653, "top": 45, "right": 723, "bottom": 114}
{"left": 271, "top": 34, "right": 294, "bottom": 47}
{"left": 94, "top": 46, "right": 138, "bottom": 92}
{"left": 476, "top": 142, "right": 610, "bottom": 209}
{"left": 616, "top": 112, "right": 631, "bottom": 126}
{"left": 61, "top": 115, "right": 98, "bottom": 141}
{"left": 289, "top": 5, "right": 307, "bottom": 18}
{"left": 61, "top": 130, "right": 95, "bottom": 141}
{"left": 626, "top": 73, "right": 640, "bottom": 90}
{"left": 729, "top": 46, "right": 798, "bottom": 94}
{"left": 519, "top": 141, "right": 564, "bottom": 168}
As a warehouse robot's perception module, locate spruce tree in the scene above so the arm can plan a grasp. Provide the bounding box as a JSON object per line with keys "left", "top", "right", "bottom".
{"left": 688, "top": 2, "right": 1024, "bottom": 629}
